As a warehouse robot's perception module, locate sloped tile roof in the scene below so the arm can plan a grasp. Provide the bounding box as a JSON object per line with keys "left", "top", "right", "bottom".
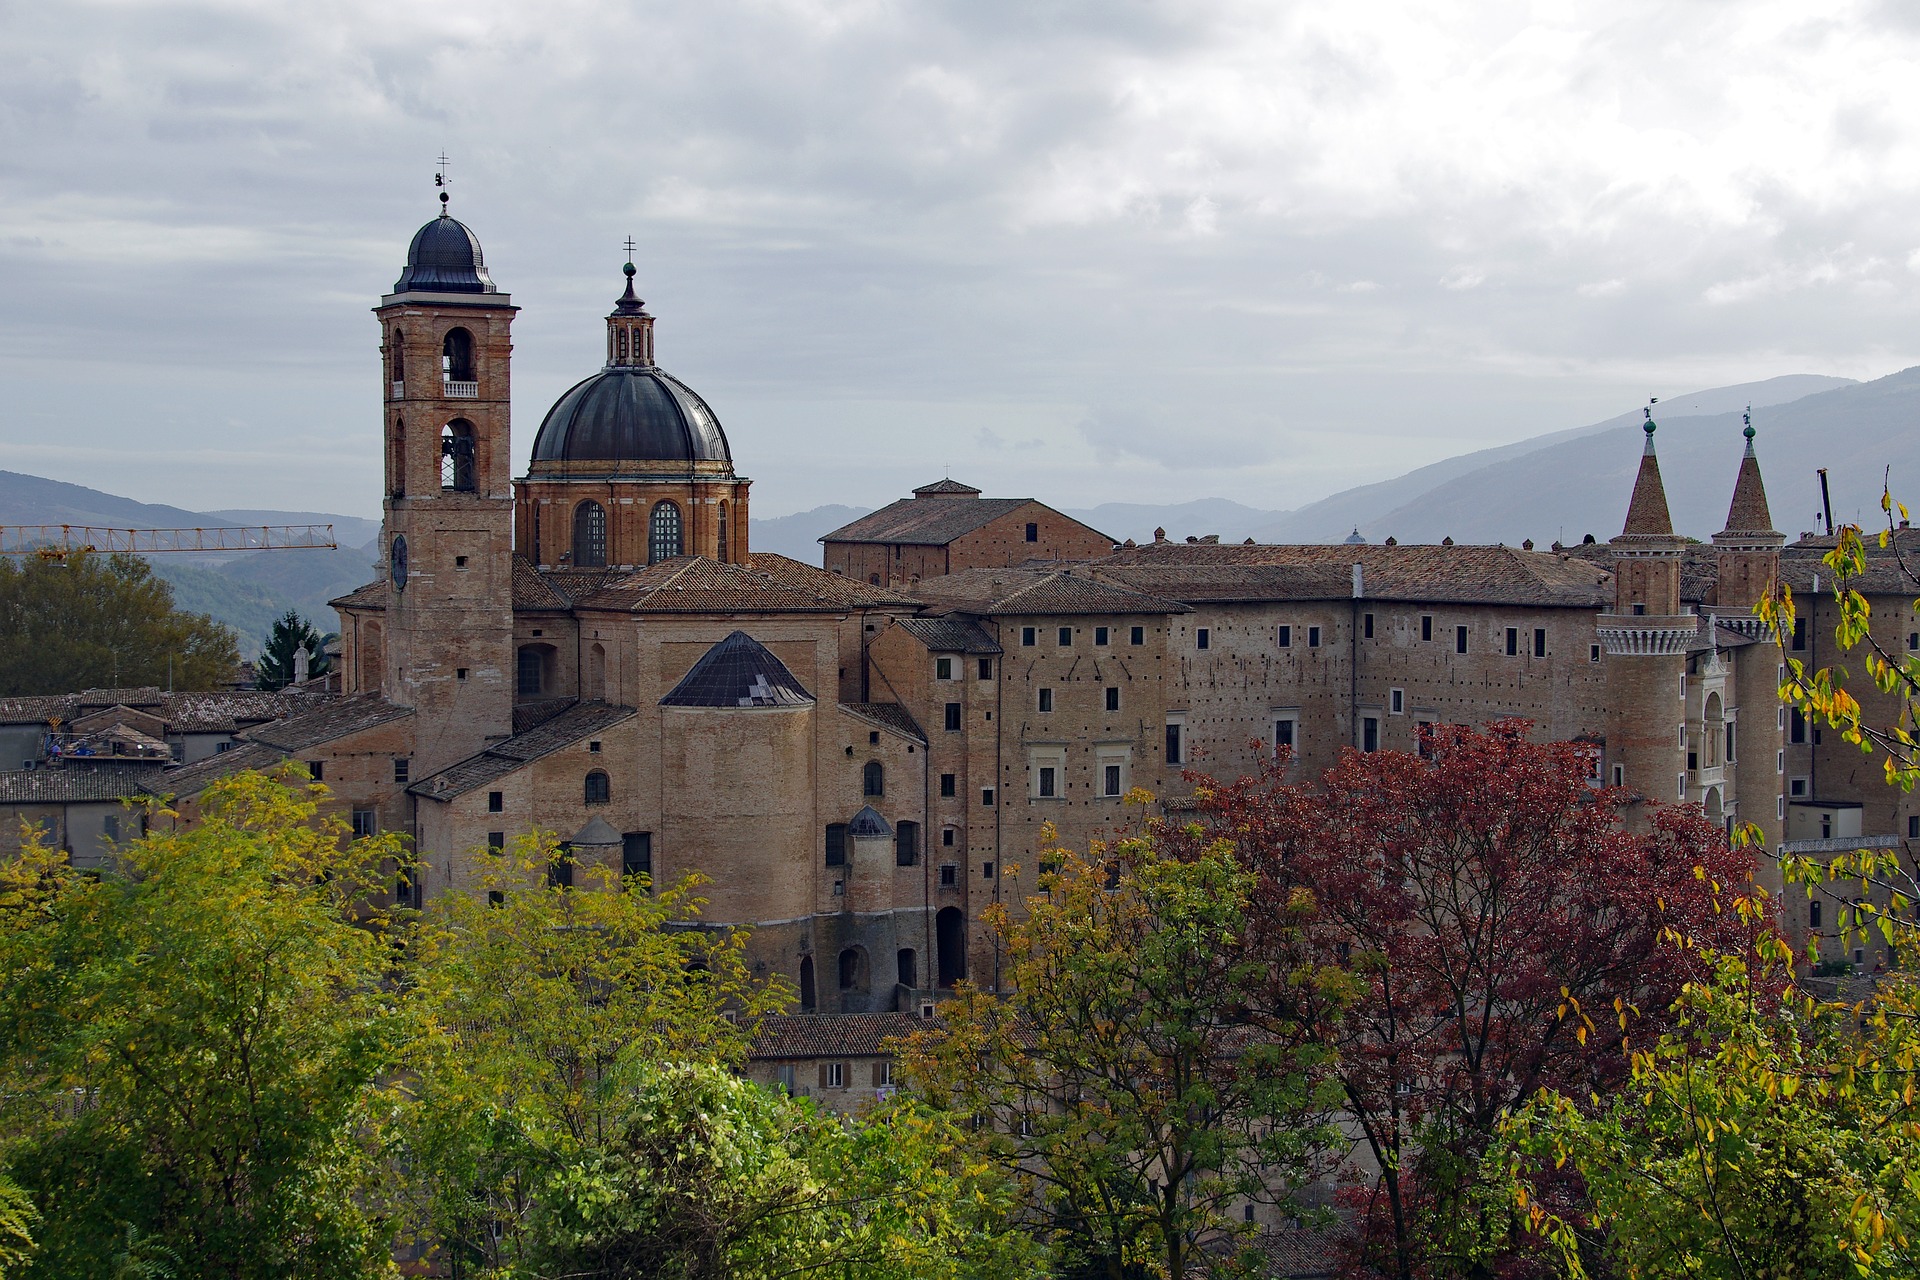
{"left": 330, "top": 579, "right": 386, "bottom": 610}
{"left": 244, "top": 696, "right": 411, "bottom": 752}
{"left": 0, "top": 696, "right": 80, "bottom": 725}
{"left": 76, "top": 687, "right": 165, "bottom": 708}
{"left": 822, "top": 496, "right": 1037, "bottom": 547}
{"left": 0, "top": 765, "right": 164, "bottom": 804}
{"left": 162, "top": 690, "right": 314, "bottom": 733}
{"left": 893, "top": 617, "right": 1003, "bottom": 654}
{"left": 410, "top": 702, "right": 636, "bottom": 800}
{"left": 512, "top": 555, "right": 572, "bottom": 609}
{"left": 1098, "top": 542, "right": 1613, "bottom": 608}
{"left": 1721, "top": 443, "right": 1780, "bottom": 538}
{"left": 1619, "top": 437, "right": 1677, "bottom": 538}
{"left": 660, "top": 632, "right": 814, "bottom": 708}
{"left": 577, "top": 553, "right": 918, "bottom": 614}
{"left": 840, "top": 702, "right": 926, "bottom": 742}
{"left": 912, "top": 478, "right": 983, "bottom": 496}
{"left": 910, "top": 566, "right": 1189, "bottom": 617}
{"left": 1779, "top": 530, "right": 1920, "bottom": 595}
{"left": 513, "top": 697, "right": 579, "bottom": 735}
{"left": 749, "top": 1012, "right": 928, "bottom": 1059}
{"left": 145, "top": 742, "right": 289, "bottom": 798}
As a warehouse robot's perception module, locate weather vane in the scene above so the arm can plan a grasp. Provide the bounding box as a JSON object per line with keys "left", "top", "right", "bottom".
{"left": 434, "top": 153, "right": 451, "bottom": 213}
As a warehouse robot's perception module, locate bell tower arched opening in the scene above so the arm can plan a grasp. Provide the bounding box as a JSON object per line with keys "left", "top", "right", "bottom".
{"left": 441, "top": 326, "right": 474, "bottom": 383}
{"left": 441, "top": 421, "right": 476, "bottom": 493}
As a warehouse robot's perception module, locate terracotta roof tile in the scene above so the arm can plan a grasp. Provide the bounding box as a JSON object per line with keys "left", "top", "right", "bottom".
{"left": 243, "top": 696, "right": 412, "bottom": 752}
{"left": 512, "top": 556, "right": 572, "bottom": 609}
{"left": 411, "top": 702, "right": 636, "bottom": 800}
{"left": 147, "top": 742, "right": 289, "bottom": 798}
{"left": 749, "top": 1012, "right": 928, "bottom": 1059}
{"left": 1097, "top": 542, "right": 1612, "bottom": 607}
{"left": 841, "top": 702, "right": 926, "bottom": 742}
{"left": 513, "top": 697, "right": 579, "bottom": 735}
{"left": 911, "top": 566, "right": 1188, "bottom": 617}
{"left": 1619, "top": 437, "right": 1677, "bottom": 539}
{"left": 1720, "top": 442, "right": 1780, "bottom": 539}
{"left": 330, "top": 579, "right": 386, "bottom": 610}
{"left": 576, "top": 553, "right": 917, "bottom": 614}
{"left": 893, "top": 617, "right": 1003, "bottom": 654}
{"left": 0, "top": 765, "right": 165, "bottom": 804}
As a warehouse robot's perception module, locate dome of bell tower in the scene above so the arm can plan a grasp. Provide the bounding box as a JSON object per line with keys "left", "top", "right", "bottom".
{"left": 393, "top": 211, "right": 499, "bottom": 295}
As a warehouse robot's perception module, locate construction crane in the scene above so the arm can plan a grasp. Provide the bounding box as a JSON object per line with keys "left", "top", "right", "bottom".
{"left": 0, "top": 524, "right": 338, "bottom": 560}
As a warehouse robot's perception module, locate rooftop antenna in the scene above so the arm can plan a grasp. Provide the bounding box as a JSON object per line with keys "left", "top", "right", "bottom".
{"left": 434, "top": 153, "right": 451, "bottom": 215}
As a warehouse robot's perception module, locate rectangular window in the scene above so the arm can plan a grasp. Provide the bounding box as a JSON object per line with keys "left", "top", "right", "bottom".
{"left": 1277, "top": 625, "right": 1292, "bottom": 648}
{"left": 825, "top": 823, "right": 848, "bottom": 867}
{"left": 1103, "top": 764, "right": 1123, "bottom": 796}
{"left": 1726, "top": 722, "right": 1736, "bottom": 762}
{"left": 1789, "top": 708, "right": 1807, "bottom": 744}
{"left": 1789, "top": 777, "right": 1809, "bottom": 798}
{"left": 935, "top": 656, "right": 954, "bottom": 680}
{"left": 308, "top": 760, "right": 323, "bottom": 782}
{"left": 1095, "top": 626, "right": 1109, "bottom": 645}
{"left": 1274, "top": 718, "right": 1296, "bottom": 752}
{"left": 1197, "top": 628, "right": 1211, "bottom": 650}
{"left": 488, "top": 831, "right": 505, "bottom": 851}
{"left": 1165, "top": 722, "right": 1182, "bottom": 764}
{"left": 623, "top": 832, "right": 652, "bottom": 881}
{"left": 1590, "top": 643, "right": 1601, "bottom": 663}
{"left": 1021, "top": 626, "right": 1036, "bottom": 647}
{"left": 351, "top": 809, "right": 378, "bottom": 838}
{"left": 896, "top": 820, "right": 919, "bottom": 867}
{"left": 1455, "top": 625, "right": 1469, "bottom": 654}
{"left": 1058, "top": 626, "right": 1073, "bottom": 646}
{"left": 1810, "top": 899, "right": 1823, "bottom": 929}
{"left": 942, "top": 827, "right": 956, "bottom": 847}
{"left": 393, "top": 757, "right": 410, "bottom": 783}
{"left": 1505, "top": 627, "right": 1518, "bottom": 656}
{"left": 1421, "top": 615, "right": 1433, "bottom": 642}
{"left": 981, "top": 787, "right": 995, "bottom": 807}
{"left": 945, "top": 702, "right": 962, "bottom": 731}
{"left": 1791, "top": 618, "right": 1808, "bottom": 651}
{"left": 1909, "top": 815, "right": 1919, "bottom": 838}
{"left": 1038, "top": 767, "right": 1057, "bottom": 798}
{"left": 1130, "top": 626, "right": 1144, "bottom": 645}
{"left": 874, "top": 1060, "right": 894, "bottom": 1088}
{"left": 1533, "top": 628, "right": 1547, "bottom": 658}
{"left": 488, "top": 790, "right": 504, "bottom": 813}
{"left": 1362, "top": 717, "right": 1380, "bottom": 753}
{"left": 940, "top": 864, "right": 958, "bottom": 886}
{"left": 978, "top": 657, "right": 993, "bottom": 679}
{"left": 1308, "top": 626, "right": 1321, "bottom": 648}
{"left": 1390, "top": 687, "right": 1404, "bottom": 715}
{"left": 1025, "top": 521, "right": 1039, "bottom": 542}
{"left": 1612, "top": 764, "right": 1625, "bottom": 787}
{"left": 940, "top": 773, "right": 956, "bottom": 797}
{"left": 983, "top": 861, "right": 996, "bottom": 879}
{"left": 1105, "top": 687, "right": 1120, "bottom": 711}
{"left": 1363, "top": 612, "right": 1374, "bottom": 639}
{"left": 1038, "top": 688, "right": 1054, "bottom": 713}
{"left": 823, "top": 1062, "right": 846, "bottom": 1089}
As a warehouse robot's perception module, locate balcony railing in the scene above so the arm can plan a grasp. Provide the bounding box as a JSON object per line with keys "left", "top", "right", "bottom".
{"left": 443, "top": 379, "right": 479, "bottom": 399}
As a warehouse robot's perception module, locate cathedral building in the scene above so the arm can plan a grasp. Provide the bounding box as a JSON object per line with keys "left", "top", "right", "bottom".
{"left": 14, "top": 200, "right": 1910, "bottom": 1017}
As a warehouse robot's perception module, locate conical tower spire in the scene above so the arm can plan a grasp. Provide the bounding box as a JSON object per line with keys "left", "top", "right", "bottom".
{"left": 1619, "top": 408, "right": 1676, "bottom": 538}
{"left": 1717, "top": 408, "right": 1780, "bottom": 540}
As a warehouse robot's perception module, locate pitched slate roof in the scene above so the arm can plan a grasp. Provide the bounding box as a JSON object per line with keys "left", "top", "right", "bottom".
{"left": 840, "top": 702, "right": 926, "bottom": 742}
{"left": 749, "top": 1012, "right": 928, "bottom": 1059}
{"left": 1098, "top": 542, "right": 1613, "bottom": 608}
{"left": 577, "top": 553, "right": 917, "bottom": 614}
{"left": 910, "top": 566, "right": 1189, "bottom": 617}
{"left": 893, "top": 617, "right": 1003, "bottom": 654}
{"left": 822, "top": 496, "right": 1040, "bottom": 547}
{"left": 146, "top": 742, "right": 289, "bottom": 798}
{"left": 409, "top": 702, "right": 637, "bottom": 800}
{"left": 660, "top": 632, "right": 814, "bottom": 708}
{"left": 244, "top": 696, "right": 412, "bottom": 752}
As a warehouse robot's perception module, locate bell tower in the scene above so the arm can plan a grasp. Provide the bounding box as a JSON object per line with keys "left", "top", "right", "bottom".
{"left": 373, "top": 186, "right": 518, "bottom": 773}
{"left": 1596, "top": 407, "right": 1696, "bottom": 813}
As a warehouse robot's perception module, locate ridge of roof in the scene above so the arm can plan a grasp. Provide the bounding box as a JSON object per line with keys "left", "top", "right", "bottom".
{"left": 576, "top": 554, "right": 918, "bottom": 614}
{"left": 411, "top": 702, "right": 637, "bottom": 800}
{"left": 911, "top": 566, "right": 1189, "bottom": 616}
{"left": 245, "top": 696, "right": 411, "bottom": 752}
{"left": 821, "top": 496, "right": 1043, "bottom": 547}
{"left": 840, "top": 701, "right": 927, "bottom": 743}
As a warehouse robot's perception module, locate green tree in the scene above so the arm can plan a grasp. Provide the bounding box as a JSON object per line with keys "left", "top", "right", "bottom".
{"left": 0, "top": 550, "right": 239, "bottom": 695}
{"left": 0, "top": 1175, "right": 34, "bottom": 1278}
{"left": 253, "top": 609, "right": 331, "bottom": 691}
{"left": 0, "top": 767, "right": 410, "bottom": 1279}
{"left": 899, "top": 815, "right": 1343, "bottom": 1280}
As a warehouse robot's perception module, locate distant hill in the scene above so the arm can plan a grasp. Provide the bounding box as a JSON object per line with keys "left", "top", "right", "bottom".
{"left": 1061, "top": 497, "right": 1284, "bottom": 546}
{"left": 750, "top": 504, "right": 872, "bottom": 564}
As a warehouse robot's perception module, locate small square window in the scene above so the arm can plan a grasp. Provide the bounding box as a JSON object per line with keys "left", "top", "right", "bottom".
{"left": 1038, "top": 688, "right": 1054, "bottom": 713}
{"left": 1130, "top": 626, "right": 1144, "bottom": 645}
{"left": 978, "top": 657, "right": 993, "bottom": 679}
{"left": 1058, "top": 626, "right": 1073, "bottom": 646}
{"left": 935, "top": 657, "right": 954, "bottom": 680}
{"left": 1308, "top": 626, "right": 1321, "bottom": 648}
{"left": 1277, "top": 625, "right": 1292, "bottom": 648}
{"left": 942, "top": 827, "right": 956, "bottom": 847}
{"left": 983, "top": 860, "right": 997, "bottom": 878}
{"left": 1021, "top": 626, "right": 1036, "bottom": 646}
{"left": 456, "top": 667, "right": 468, "bottom": 681}
{"left": 488, "top": 791, "right": 504, "bottom": 813}
{"left": 455, "top": 555, "right": 468, "bottom": 568}
{"left": 393, "top": 758, "right": 410, "bottom": 783}
{"left": 1025, "top": 522, "right": 1039, "bottom": 542}
{"left": 981, "top": 787, "right": 995, "bottom": 806}
{"left": 1105, "top": 687, "right": 1120, "bottom": 711}
{"left": 1197, "top": 628, "right": 1211, "bottom": 650}
{"left": 1095, "top": 626, "right": 1109, "bottom": 645}
{"left": 945, "top": 702, "right": 962, "bottom": 731}
{"left": 588, "top": 739, "right": 602, "bottom": 753}
{"left": 940, "top": 864, "right": 959, "bottom": 886}
{"left": 1789, "top": 777, "right": 1808, "bottom": 797}
{"left": 940, "top": 773, "right": 956, "bottom": 797}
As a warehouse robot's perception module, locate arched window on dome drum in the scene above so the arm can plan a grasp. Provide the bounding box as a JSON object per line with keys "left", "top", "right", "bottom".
{"left": 573, "top": 500, "right": 607, "bottom": 567}
{"left": 717, "top": 500, "right": 729, "bottom": 563}
{"left": 441, "top": 327, "right": 474, "bottom": 382}
{"left": 441, "top": 421, "right": 475, "bottom": 492}
{"left": 649, "top": 501, "right": 683, "bottom": 564}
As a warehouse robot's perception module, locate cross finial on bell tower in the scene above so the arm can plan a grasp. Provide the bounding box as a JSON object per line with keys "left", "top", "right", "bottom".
{"left": 434, "top": 153, "right": 452, "bottom": 215}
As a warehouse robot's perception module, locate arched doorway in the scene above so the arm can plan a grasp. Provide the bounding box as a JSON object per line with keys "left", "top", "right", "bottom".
{"left": 936, "top": 907, "right": 966, "bottom": 988}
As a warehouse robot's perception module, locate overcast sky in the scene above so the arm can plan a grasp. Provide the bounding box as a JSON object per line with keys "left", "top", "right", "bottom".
{"left": 4, "top": 1, "right": 1919, "bottom": 520}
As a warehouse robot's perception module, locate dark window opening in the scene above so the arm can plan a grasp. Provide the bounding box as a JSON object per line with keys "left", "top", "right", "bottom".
{"left": 839, "top": 948, "right": 862, "bottom": 991}
{"left": 393, "top": 758, "right": 410, "bottom": 783}
{"left": 940, "top": 773, "right": 956, "bottom": 797}
{"left": 1362, "top": 717, "right": 1380, "bottom": 753}
{"left": 488, "top": 791, "right": 504, "bottom": 813}
{"left": 1421, "top": 615, "right": 1433, "bottom": 642}
{"left": 1363, "top": 612, "right": 1374, "bottom": 638}
{"left": 488, "top": 831, "right": 505, "bottom": 850}
{"left": 1308, "top": 626, "right": 1321, "bottom": 648}
{"left": 863, "top": 761, "right": 884, "bottom": 796}
{"left": 548, "top": 847, "right": 574, "bottom": 889}
{"left": 896, "top": 820, "right": 919, "bottom": 866}
{"left": 1455, "top": 625, "right": 1469, "bottom": 654}
{"left": 981, "top": 787, "right": 995, "bottom": 807}
{"left": 1130, "top": 626, "right": 1144, "bottom": 645}
{"left": 1792, "top": 618, "right": 1808, "bottom": 651}
{"left": 825, "top": 823, "right": 848, "bottom": 866}
{"left": 1038, "top": 766, "right": 1057, "bottom": 797}
{"left": 1277, "top": 625, "right": 1291, "bottom": 648}
{"left": 1790, "top": 708, "right": 1807, "bottom": 744}
{"left": 936, "top": 907, "right": 966, "bottom": 987}
{"left": 1533, "top": 628, "right": 1547, "bottom": 657}
{"left": 800, "top": 956, "right": 816, "bottom": 1010}
{"left": 441, "top": 326, "right": 474, "bottom": 381}
{"left": 1197, "top": 628, "right": 1211, "bottom": 650}
{"left": 1038, "top": 688, "right": 1053, "bottom": 713}
{"left": 584, "top": 770, "right": 610, "bottom": 805}
{"left": 1505, "top": 627, "right": 1518, "bottom": 656}
{"left": 1105, "top": 687, "right": 1120, "bottom": 711}
{"left": 978, "top": 657, "right": 993, "bottom": 679}
{"left": 945, "top": 702, "right": 962, "bottom": 731}
{"left": 622, "top": 832, "right": 652, "bottom": 884}
{"left": 573, "top": 500, "right": 608, "bottom": 567}
{"left": 1165, "top": 723, "right": 1182, "bottom": 764}
{"left": 1058, "top": 626, "right": 1072, "bottom": 646}
{"left": 1095, "top": 626, "right": 1109, "bottom": 645}
{"left": 897, "top": 948, "right": 917, "bottom": 988}
{"left": 1025, "top": 522, "right": 1039, "bottom": 542}
{"left": 1103, "top": 764, "right": 1122, "bottom": 796}
{"left": 942, "top": 827, "right": 956, "bottom": 847}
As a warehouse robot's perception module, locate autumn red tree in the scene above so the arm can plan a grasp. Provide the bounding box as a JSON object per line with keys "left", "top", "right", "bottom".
{"left": 1173, "top": 721, "right": 1762, "bottom": 1280}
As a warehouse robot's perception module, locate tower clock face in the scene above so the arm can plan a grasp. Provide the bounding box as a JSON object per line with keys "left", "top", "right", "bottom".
{"left": 391, "top": 535, "right": 409, "bottom": 590}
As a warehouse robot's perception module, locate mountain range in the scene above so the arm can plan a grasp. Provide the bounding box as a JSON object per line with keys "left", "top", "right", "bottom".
{"left": 1, "top": 365, "right": 1907, "bottom": 651}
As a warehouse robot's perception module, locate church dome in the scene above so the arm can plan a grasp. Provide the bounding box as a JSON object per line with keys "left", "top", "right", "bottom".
{"left": 530, "top": 366, "right": 733, "bottom": 465}
{"left": 392, "top": 213, "right": 498, "bottom": 294}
